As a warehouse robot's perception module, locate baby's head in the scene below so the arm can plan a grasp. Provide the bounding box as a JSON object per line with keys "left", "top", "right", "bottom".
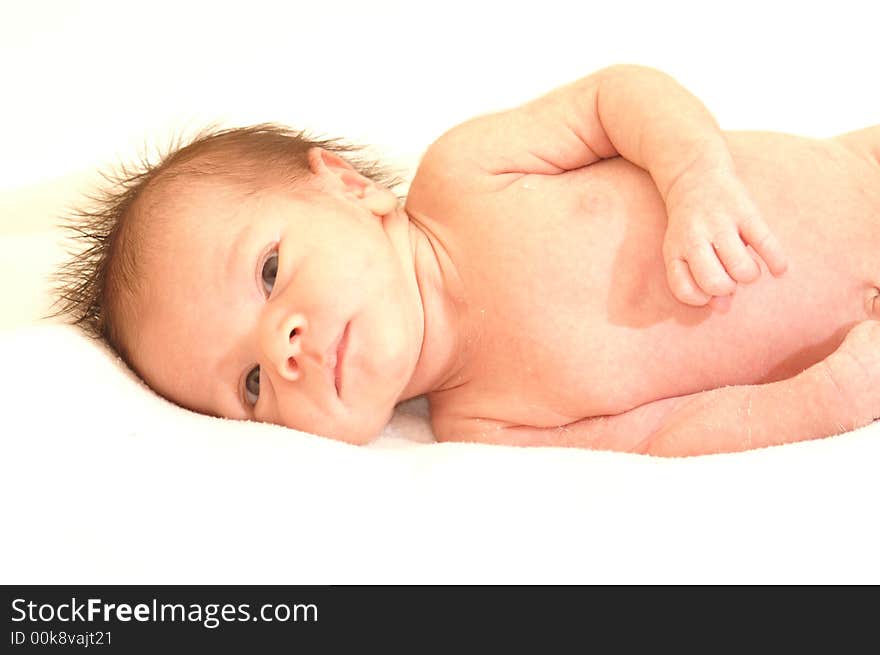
{"left": 55, "top": 125, "right": 427, "bottom": 443}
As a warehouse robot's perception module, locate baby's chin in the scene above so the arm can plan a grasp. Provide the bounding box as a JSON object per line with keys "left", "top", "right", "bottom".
{"left": 279, "top": 333, "right": 418, "bottom": 444}
{"left": 303, "top": 416, "right": 390, "bottom": 446}
{"left": 277, "top": 402, "right": 395, "bottom": 446}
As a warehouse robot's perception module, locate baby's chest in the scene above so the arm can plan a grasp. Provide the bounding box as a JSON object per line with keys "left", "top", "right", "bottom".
{"left": 439, "top": 314, "right": 632, "bottom": 429}
{"left": 435, "top": 167, "right": 669, "bottom": 424}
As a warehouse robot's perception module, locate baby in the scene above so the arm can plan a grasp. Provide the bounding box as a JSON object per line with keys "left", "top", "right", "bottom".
{"left": 55, "top": 64, "right": 880, "bottom": 456}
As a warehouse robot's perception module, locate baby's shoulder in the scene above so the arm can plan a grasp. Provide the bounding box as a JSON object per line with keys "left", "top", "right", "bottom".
{"left": 406, "top": 127, "right": 529, "bottom": 226}
{"left": 427, "top": 392, "right": 504, "bottom": 445}
{"left": 411, "top": 130, "right": 491, "bottom": 195}
{"left": 832, "top": 125, "right": 880, "bottom": 167}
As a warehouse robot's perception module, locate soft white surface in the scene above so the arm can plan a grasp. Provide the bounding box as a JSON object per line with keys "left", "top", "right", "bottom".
{"left": 2, "top": 0, "right": 879, "bottom": 583}
{"left": 2, "top": 324, "right": 880, "bottom": 584}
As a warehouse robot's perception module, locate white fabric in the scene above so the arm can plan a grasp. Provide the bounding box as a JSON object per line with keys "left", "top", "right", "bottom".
{"left": 2, "top": 321, "right": 879, "bottom": 584}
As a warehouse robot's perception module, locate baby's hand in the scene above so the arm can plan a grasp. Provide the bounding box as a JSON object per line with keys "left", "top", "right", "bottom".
{"left": 661, "top": 167, "right": 788, "bottom": 308}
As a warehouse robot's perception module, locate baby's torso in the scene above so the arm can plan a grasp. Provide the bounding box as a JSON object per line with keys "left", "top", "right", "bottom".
{"left": 406, "top": 131, "right": 880, "bottom": 434}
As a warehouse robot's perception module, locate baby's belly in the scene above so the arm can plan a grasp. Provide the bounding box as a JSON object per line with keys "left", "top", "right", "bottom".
{"left": 450, "top": 133, "right": 880, "bottom": 426}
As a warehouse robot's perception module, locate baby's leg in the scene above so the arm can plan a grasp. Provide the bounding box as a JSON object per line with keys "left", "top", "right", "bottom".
{"left": 640, "top": 320, "right": 880, "bottom": 456}
{"left": 818, "top": 319, "right": 880, "bottom": 422}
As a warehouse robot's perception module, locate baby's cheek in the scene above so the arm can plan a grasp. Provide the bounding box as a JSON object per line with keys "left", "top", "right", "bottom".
{"left": 275, "top": 395, "right": 326, "bottom": 433}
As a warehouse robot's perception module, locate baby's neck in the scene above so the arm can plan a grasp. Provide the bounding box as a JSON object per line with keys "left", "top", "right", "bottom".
{"left": 397, "top": 209, "right": 471, "bottom": 401}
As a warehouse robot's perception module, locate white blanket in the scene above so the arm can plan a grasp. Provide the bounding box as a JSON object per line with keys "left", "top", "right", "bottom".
{"left": 2, "top": 320, "right": 879, "bottom": 584}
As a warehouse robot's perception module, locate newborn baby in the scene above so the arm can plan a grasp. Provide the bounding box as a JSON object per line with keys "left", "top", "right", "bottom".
{"left": 57, "top": 65, "right": 880, "bottom": 456}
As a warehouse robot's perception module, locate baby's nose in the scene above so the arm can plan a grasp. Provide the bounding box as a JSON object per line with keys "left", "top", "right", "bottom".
{"left": 279, "top": 327, "right": 302, "bottom": 380}
{"left": 261, "top": 311, "right": 307, "bottom": 382}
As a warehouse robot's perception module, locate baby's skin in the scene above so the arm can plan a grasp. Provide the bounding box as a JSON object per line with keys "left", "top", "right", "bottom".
{"left": 133, "top": 65, "right": 880, "bottom": 456}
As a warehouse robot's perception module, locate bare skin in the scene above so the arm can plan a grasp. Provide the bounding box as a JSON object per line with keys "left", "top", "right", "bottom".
{"left": 133, "top": 66, "right": 880, "bottom": 456}
{"left": 410, "top": 129, "right": 880, "bottom": 454}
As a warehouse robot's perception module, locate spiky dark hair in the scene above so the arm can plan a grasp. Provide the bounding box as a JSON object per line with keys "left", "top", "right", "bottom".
{"left": 51, "top": 123, "right": 403, "bottom": 365}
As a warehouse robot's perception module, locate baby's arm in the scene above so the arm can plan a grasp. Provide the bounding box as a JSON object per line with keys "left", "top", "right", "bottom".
{"left": 424, "top": 65, "right": 787, "bottom": 307}
{"left": 439, "top": 321, "right": 880, "bottom": 456}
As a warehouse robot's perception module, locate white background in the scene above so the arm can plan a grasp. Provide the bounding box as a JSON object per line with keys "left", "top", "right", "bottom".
{"left": 2, "top": 0, "right": 879, "bottom": 211}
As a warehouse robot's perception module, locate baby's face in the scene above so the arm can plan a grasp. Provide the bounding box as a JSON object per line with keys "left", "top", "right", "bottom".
{"left": 131, "top": 170, "right": 424, "bottom": 443}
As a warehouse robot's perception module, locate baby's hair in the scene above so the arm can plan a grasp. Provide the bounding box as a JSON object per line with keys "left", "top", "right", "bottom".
{"left": 51, "top": 123, "right": 404, "bottom": 367}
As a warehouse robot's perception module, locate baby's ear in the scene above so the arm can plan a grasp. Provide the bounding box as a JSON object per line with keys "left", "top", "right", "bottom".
{"left": 307, "top": 147, "right": 397, "bottom": 215}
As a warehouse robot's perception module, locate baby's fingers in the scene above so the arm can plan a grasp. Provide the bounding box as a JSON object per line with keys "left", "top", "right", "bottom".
{"left": 739, "top": 216, "right": 788, "bottom": 277}
{"left": 712, "top": 230, "right": 760, "bottom": 283}
{"left": 686, "top": 242, "right": 738, "bottom": 297}
{"left": 666, "top": 258, "right": 711, "bottom": 306}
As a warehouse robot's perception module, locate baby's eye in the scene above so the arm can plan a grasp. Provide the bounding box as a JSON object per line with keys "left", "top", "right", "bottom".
{"left": 261, "top": 251, "right": 278, "bottom": 296}
{"left": 244, "top": 365, "right": 261, "bottom": 405}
